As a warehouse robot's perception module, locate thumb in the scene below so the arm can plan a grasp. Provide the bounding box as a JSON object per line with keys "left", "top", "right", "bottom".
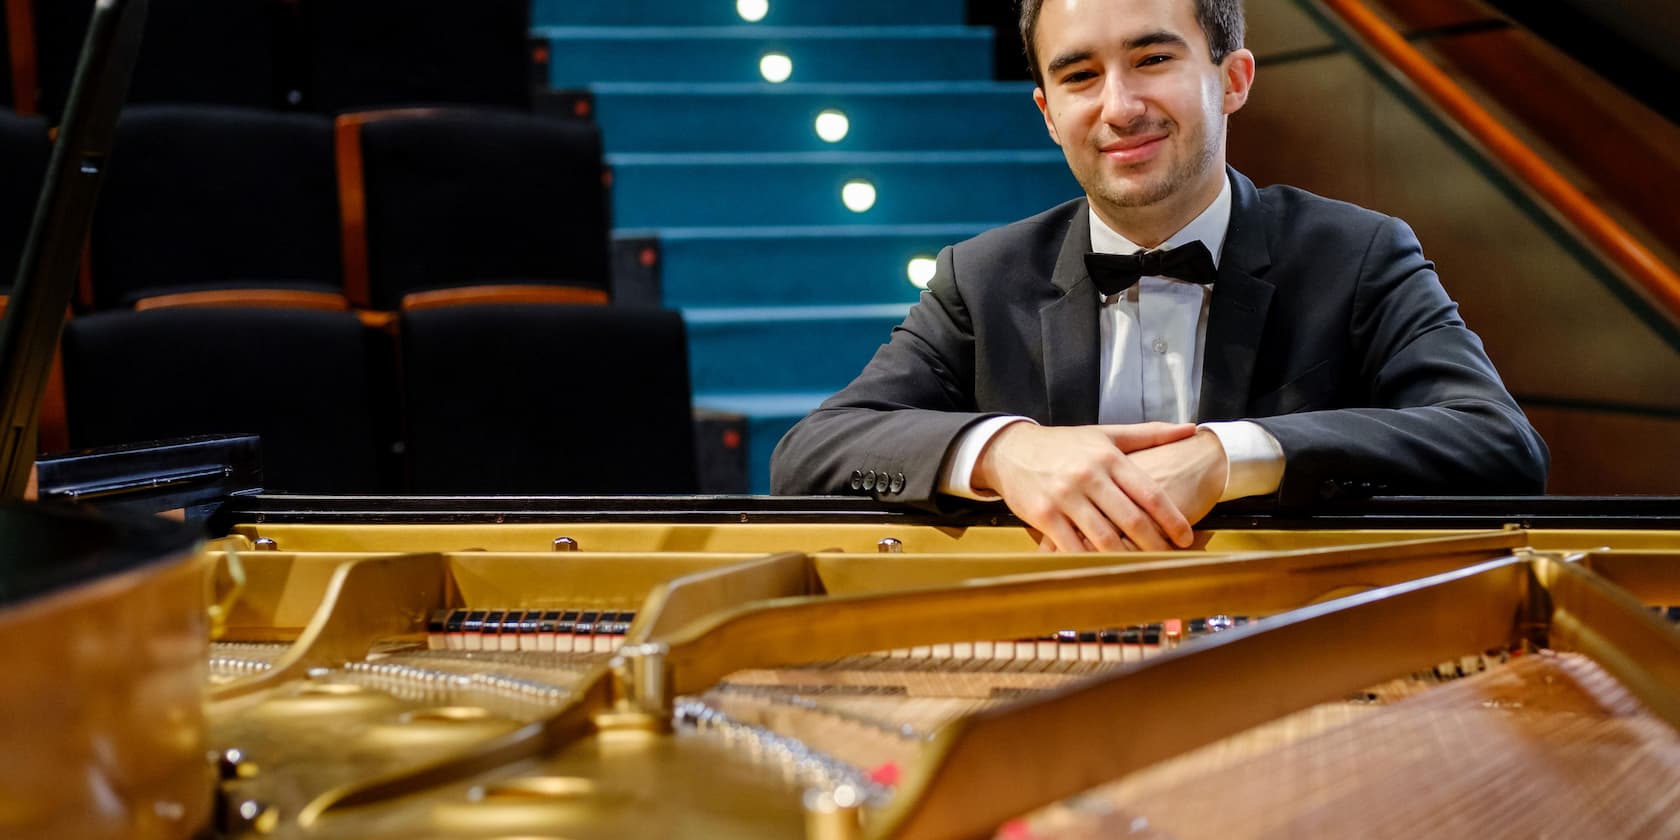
{"left": 1097, "top": 421, "right": 1197, "bottom": 452}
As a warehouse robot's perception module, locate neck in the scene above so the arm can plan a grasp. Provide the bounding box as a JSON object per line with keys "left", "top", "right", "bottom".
{"left": 1091, "top": 162, "right": 1227, "bottom": 249}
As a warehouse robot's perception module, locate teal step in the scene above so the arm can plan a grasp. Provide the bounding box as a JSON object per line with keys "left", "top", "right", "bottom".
{"left": 683, "top": 303, "right": 908, "bottom": 392}
{"left": 635, "top": 224, "right": 989, "bottom": 307}
{"left": 534, "top": 0, "right": 967, "bottom": 27}
{"left": 540, "top": 26, "right": 993, "bottom": 85}
{"left": 693, "top": 390, "right": 829, "bottom": 494}
{"left": 589, "top": 82, "right": 1047, "bottom": 152}
{"left": 609, "top": 150, "right": 1079, "bottom": 227}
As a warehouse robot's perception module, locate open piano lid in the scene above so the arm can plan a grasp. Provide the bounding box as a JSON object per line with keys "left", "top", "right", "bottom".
{"left": 0, "top": 0, "right": 147, "bottom": 499}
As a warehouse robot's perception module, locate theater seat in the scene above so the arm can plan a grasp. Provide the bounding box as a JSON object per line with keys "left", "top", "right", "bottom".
{"left": 31, "top": 0, "right": 283, "bottom": 121}
{"left": 124, "top": 0, "right": 283, "bottom": 109}
{"left": 400, "top": 304, "right": 696, "bottom": 493}
{"left": 92, "top": 106, "right": 344, "bottom": 311}
{"left": 1, "top": 110, "right": 49, "bottom": 294}
{"left": 340, "top": 108, "right": 610, "bottom": 310}
{"left": 304, "top": 0, "right": 532, "bottom": 113}
{"left": 61, "top": 308, "right": 387, "bottom": 491}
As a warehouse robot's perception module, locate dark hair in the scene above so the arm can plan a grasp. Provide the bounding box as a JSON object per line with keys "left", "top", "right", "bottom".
{"left": 1018, "top": 0, "right": 1246, "bottom": 87}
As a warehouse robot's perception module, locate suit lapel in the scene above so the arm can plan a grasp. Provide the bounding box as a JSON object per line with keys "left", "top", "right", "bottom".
{"left": 1042, "top": 204, "right": 1101, "bottom": 425}
{"left": 1199, "top": 168, "right": 1276, "bottom": 421}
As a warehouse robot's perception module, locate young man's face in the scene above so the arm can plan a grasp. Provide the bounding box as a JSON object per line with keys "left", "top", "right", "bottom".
{"left": 1031, "top": 0, "right": 1252, "bottom": 227}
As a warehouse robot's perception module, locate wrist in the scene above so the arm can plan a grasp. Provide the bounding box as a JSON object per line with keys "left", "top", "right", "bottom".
{"left": 973, "top": 420, "right": 1031, "bottom": 493}
{"left": 1195, "top": 428, "right": 1229, "bottom": 489}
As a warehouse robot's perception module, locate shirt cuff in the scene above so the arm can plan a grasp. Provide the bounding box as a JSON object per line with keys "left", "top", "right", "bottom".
{"left": 939, "top": 416, "right": 1036, "bottom": 501}
{"left": 1199, "top": 421, "right": 1286, "bottom": 501}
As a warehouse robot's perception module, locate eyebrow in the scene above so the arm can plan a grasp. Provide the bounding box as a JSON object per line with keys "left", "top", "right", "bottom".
{"left": 1044, "top": 30, "right": 1191, "bottom": 77}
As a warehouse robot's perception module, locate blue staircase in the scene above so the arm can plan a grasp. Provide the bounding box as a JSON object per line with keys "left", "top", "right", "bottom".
{"left": 535, "top": 1, "right": 1079, "bottom": 491}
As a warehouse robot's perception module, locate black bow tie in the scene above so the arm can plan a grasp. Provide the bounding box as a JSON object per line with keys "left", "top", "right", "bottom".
{"left": 1083, "top": 240, "right": 1218, "bottom": 297}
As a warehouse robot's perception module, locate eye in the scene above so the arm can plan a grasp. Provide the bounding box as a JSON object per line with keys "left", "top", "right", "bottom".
{"left": 1138, "top": 54, "right": 1172, "bottom": 67}
{"left": 1060, "top": 69, "right": 1098, "bottom": 85}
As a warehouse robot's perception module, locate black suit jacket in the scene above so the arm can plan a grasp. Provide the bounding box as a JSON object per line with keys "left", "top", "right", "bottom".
{"left": 771, "top": 168, "right": 1549, "bottom": 507}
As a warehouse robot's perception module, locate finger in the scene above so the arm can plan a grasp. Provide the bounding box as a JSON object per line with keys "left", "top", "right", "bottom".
{"left": 1098, "top": 422, "right": 1197, "bottom": 453}
{"left": 1107, "top": 458, "right": 1193, "bottom": 548}
{"left": 1037, "top": 514, "right": 1089, "bottom": 554}
{"left": 1087, "top": 479, "right": 1173, "bottom": 551}
{"left": 1063, "top": 497, "right": 1132, "bottom": 552}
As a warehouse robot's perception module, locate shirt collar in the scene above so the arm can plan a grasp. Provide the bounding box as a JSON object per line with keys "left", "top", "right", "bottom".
{"left": 1087, "top": 173, "right": 1234, "bottom": 269}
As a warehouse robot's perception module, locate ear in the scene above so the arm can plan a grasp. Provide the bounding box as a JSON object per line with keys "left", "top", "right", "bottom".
{"left": 1220, "top": 48, "right": 1256, "bottom": 115}
{"left": 1033, "top": 86, "right": 1062, "bottom": 146}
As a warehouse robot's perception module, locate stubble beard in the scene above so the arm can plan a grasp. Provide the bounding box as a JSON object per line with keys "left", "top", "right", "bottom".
{"left": 1081, "top": 116, "right": 1218, "bottom": 211}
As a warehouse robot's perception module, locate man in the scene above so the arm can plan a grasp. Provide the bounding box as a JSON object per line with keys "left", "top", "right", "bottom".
{"left": 770, "top": 0, "right": 1548, "bottom": 551}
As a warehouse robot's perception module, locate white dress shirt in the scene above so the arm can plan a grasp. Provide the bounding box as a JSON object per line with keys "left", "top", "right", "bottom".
{"left": 939, "top": 178, "right": 1286, "bottom": 502}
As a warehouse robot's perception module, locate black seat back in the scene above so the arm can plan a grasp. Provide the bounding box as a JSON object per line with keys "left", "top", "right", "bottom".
{"left": 62, "top": 308, "right": 385, "bottom": 491}
{"left": 358, "top": 109, "right": 608, "bottom": 310}
{"left": 401, "top": 304, "right": 696, "bottom": 493}
{"left": 0, "top": 111, "right": 49, "bottom": 293}
{"left": 93, "top": 105, "right": 341, "bottom": 309}
{"left": 304, "top": 0, "right": 531, "bottom": 113}
{"left": 126, "top": 0, "right": 284, "bottom": 109}
{"left": 34, "top": 0, "right": 284, "bottom": 120}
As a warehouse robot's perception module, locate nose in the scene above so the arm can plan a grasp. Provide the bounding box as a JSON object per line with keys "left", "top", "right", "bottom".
{"left": 1098, "top": 73, "right": 1147, "bottom": 128}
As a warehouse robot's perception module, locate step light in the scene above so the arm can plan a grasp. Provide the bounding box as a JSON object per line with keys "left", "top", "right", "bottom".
{"left": 842, "top": 179, "right": 877, "bottom": 213}
{"left": 759, "top": 52, "right": 793, "bottom": 83}
{"left": 737, "top": 0, "right": 769, "bottom": 22}
{"left": 907, "top": 256, "right": 938, "bottom": 289}
{"left": 814, "top": 109, "right": 850, "bottom": 143}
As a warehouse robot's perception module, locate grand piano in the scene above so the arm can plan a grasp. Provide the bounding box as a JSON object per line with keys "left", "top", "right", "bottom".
{"left": 5, "top": 1, "right": 1680, "bottom": 838}
{"left": 7, "top": 438, "right": 1680, "bottom": 838}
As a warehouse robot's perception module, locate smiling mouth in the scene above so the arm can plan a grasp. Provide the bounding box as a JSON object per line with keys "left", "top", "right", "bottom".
{"left": 1101, "top": 134, "right": 1167, "bottom": 162}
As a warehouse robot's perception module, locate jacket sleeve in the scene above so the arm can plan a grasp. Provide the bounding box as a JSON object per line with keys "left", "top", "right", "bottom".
{"left": 770, "top": 245, "right": 1008, "bottom": 509}
{"left": 1251, "top": 216, "right": 1550, "bottom": 504}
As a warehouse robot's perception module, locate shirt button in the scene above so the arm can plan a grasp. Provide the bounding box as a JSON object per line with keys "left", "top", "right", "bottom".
{"left": 889, "top": 473, "right": 906, "bottom": 494}
{"left": 862, "top": 470, "right": 877, "bottom": 491}
{"left": 850, "top": 470, "right": 864, "bottom": 491}
{"left": 1152, "top": 338, "right": 1168, "bottom": 354}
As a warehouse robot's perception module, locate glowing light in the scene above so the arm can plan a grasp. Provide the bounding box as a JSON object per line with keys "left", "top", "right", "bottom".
{"left": 737, "top": 0, "right": 769, "bottom": 22}
{"left": 814, "top": 109, "right": 850, "bottom": 143}
{"left": 832, "top": 785, "right": 862, "bottom": 808}
{"left": 759, "top": 52, "right": 793, "bottom": 83}
{"left": 841, "top": 180, "right": 877, "bottom": 213}
{"left": 907, "top": 256, "right": 938, "bottom": 288}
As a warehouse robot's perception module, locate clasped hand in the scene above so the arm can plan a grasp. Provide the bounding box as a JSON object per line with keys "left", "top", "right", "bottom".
{"left": 972, "top": 422, "right": 1228, "bottom": 552}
